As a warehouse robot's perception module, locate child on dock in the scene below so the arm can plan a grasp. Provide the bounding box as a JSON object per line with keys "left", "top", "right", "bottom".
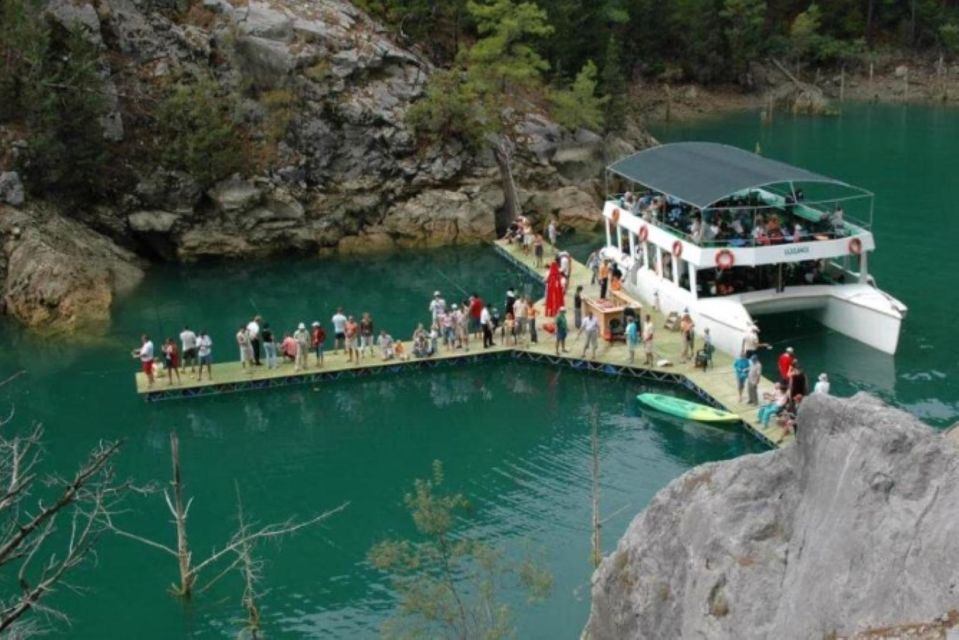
{"left": 311, "top": 322, "right": 326, "bottom": 368}
{"left": 237, "top": 326, "right": 254, "bottom": 372}
{"left": 163, "top": 338, "right": 181, "bottom": 386}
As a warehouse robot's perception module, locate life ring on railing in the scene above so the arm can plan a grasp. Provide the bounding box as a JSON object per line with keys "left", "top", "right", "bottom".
{"left": 848, "top": 237, "right": 862, "bottom": 256}
{"left": 715, "top": 249, "right": 735, "bottom": 270}
{"left": 611, "top": 208, "right": 621, "bottom": 224}
{"left": 671, "top": 240, "right": 683, "bottom": 258}
{"left": 638, "top": 224, "right": 649, "bottom": 242}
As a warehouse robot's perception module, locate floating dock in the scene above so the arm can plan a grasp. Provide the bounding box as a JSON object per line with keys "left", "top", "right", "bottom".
{"left": 134, "top": 241, "right": 792, "bottom": 449}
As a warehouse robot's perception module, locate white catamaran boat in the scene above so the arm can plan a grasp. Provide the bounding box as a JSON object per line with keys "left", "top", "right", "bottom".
{"left": 600, "top": 142, "right": 907, "bottom": 355}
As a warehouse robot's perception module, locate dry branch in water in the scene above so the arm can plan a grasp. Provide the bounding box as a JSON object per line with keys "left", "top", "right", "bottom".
{"left": 0, "top": 372, "right": 126, "bottom": 635}
{"left": 106, "top": 432, "right": 347, "bottom": 599}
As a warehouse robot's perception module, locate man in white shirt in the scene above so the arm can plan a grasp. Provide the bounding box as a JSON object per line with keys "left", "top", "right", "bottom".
{"left": 331, "top": 308, "right": 347, "bottom": 353}
{"left": 814, "top": 373, "right": 831, "bottom": 395}
{"left": 179, "top": 325, "right": 197, "bottom": 374}
{"left": 246, "top": 315, "right": 262, "bottom": 366}
{"left": 197, "top": 331, "right": 213, "bottom": 381}
{"left": 480, "top": 305, "right": 494, "bottom": 348}
{"left": 134, "top": 334, "right": 155, "bottom": 387}
{"left": 429, "top": 291, "right": 446, "bottom": 323}
{"left": 579, "top": 311, "right": 600, "bottom": 359}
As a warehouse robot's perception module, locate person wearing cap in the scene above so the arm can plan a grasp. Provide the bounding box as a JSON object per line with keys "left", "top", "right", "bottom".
{"left": 741, "top": 323, "right": 769, "bottom": 358}
{"left": 293, "top": 322, "right": 310, "bottom": 371}
{"left": 814, "top": 373, "right": 831, "bottom": 395}
{"left": 311, "top": 321, "right": 326, "bottom": 367}
{"left": 579, "top": 310, "right": 599, "bottom": 359}
{"left": 554, "top": 307, "right": 569, "bottom": 355}
{"left": 778, "top": 347, "right": 795, "bottom": 383}
{"left": 429, "top": 291, "right": 446, "bottom": 324}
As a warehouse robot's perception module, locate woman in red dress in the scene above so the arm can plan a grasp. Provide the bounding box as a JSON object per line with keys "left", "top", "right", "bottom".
{"left": 545, "top": 261, "right": 564, "bottom": 317}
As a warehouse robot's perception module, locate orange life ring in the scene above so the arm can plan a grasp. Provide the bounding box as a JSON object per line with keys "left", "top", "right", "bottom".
{"left": 848, "top": 237, "right": 862, "bottom": 256}
{"left": 638, "top": 224, "right": 649, "bottom": 242}
{"left": 715, "top": 249, "right": 735, "bottom": 270}
{"left": 671, "top": 240, "right": 683, "bottom": 258}
{"left": 611, "top": 208, "right": 621, "bottom": 224}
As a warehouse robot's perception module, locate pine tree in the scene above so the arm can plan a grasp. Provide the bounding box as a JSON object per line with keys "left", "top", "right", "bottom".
{"left": 550, "top": 60, "right": 608, "bottom": 131}
{"left": 600, "top": 34, "right": 627, "bottom": 132}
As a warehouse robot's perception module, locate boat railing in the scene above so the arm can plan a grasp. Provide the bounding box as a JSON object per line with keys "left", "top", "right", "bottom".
{"left": 607, "top": 197, "right": 867, "bottom": 249}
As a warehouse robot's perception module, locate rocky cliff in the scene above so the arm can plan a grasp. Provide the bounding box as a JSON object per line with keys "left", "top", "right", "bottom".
{"left": 584, "top": 393, "right": 959, "bottom": 640}
{"left": 0, "top": 0, "right": 650, "bottom": 332}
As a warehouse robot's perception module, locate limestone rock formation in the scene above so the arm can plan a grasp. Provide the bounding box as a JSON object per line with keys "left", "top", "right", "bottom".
{"left": 584, "top": 393, "right": 959, "bottom": 640}
{"left": 1, "top": 205, "right": 145, "bottom": 332}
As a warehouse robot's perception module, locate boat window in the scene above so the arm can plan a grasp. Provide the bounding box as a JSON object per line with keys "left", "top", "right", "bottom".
{"left": 697, "top": 260, "right": 851, "bottom": 298}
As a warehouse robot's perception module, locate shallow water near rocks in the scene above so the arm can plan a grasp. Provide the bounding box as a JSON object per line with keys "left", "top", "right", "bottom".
{"left": 0, "top": 102, "right": 956, "bottom": 638}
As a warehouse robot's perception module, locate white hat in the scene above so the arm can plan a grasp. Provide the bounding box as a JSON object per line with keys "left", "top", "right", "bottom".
{"left": 298, "top": 322, "right": 306, "bottom": 330}
{"left": 451, "top": 304, "right": 458, "bottom": 310}
{"left": 312, "top": 321, "right": 320, "bottom": 327}
{"left": 786, "top": 347, "right": 794, "bottom": 353}
{"left": 819, "top": 373, "right": 828, "bottom": 381}
{"left": 433, "top": 290, "right": 441, "bottom": 297}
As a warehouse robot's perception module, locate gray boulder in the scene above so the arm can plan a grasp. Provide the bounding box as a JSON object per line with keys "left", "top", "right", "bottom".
{"left": 208, "top": 178, "right": 262, "bottom": 212}
{"left": 0, "top": 172, "right": 25, "bottom": 207}
{"left": 236, "top": 2, "right": 293, "bottom": 40}
{"left": 128, "top": 210, "right": 180, "bottom": 233}
{"left": 45, "top": 0, "right": 103, "bottom": 47}
{"left": 585, "top": 393, "right": 959, "bottom": 640}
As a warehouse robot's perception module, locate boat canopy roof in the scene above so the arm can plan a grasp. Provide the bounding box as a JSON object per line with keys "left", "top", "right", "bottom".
{"left": 607, "top": 142, "right": 862, "bottom": 209}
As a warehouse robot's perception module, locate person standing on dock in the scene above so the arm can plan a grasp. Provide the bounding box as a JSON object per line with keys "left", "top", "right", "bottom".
{"left": 180, "top": 326, "right": 197, "bottom": 377}
{"left": 579, "top": 311, "right": 599, "bottom": 359}
{"left": 293, "top": 322, "right": 309, "bottom": 371}
{"left": 554, "top": 307, "right": 569, "bottom": 355}
{"left": 359, "top": 313, "right": 374, "bottom": 358}
{"left": 586, "top": 250, "right": 599, "bottom": 285}
{"left": 331, "top": 308, "right": 347, "bottom": 354}
{"left": 197, "top": 331, "right": 213, "bottom": 381}
{"left": 311, "top": 321, "right": 326, "bottom": 367}
{"left": 133, "top": 334, "right": 155, "bottom": 387}
{"left": 734, "top": 354, "right": 750, "bottom": 403}
{"left": 480, "top": 304, "right": 495, "bottom": 348}
{"left": 162, "top": 338, "right": 181, "bottom": 386}
{"left": 573, "top": 286, "right": 583, "bottom": 329}
{"left": 505, "top": 288, "right": 517, "bottom": 317}
{"left": 642, "top": 314, "right": 655, "bottom": 366}
{"left": 469, "top": 293, "right": 484, "bottom": 339}
{"left": 247, "top": 316, "right": 262, "bottom": 366}
{"left": 777, "top": 347, "right": 795, "bottom": 383}
{"left": 625, "top": 316, "right": 639, "bottom": 364}
{"left": 741, "top": 324, "right": 769, "bottom": 358}
{"left": 262, "top": 322, "right": 277, "bottom": 369}
{"left": 598, "top": 260, "right": 610, "bottom": 299}
{"left": 237, "top": 326, "right": 254, "bottom": 372}
{"left": 429, "top": 291, "right": 446, "bottom": 324}
{"left": 527, "top": 296, "right": 539, "bottom": 343}
{"left": 814, "top": 373, "right": 830, "bottom": 395}
{"left": 544, "top": 262, "right": 563, "bottom": 317}
{"left": 514, "top": 297, "right": 528, "bottom": 344}
{"left": 547, "top": 218, "right": 557, "bottom": 248}
{"left": 345, "top": 316, "right": 359, "bottom": 363}
{"left": 680, "top": 312, "right": 695, "bottom": 362}
{"left": 747, "top": 355, "right": 762, "bottom": 405}
{"left": 534, "top": 234, "right": 544, "bottom": 267}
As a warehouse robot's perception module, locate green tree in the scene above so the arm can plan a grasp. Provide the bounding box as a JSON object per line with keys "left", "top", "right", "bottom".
{"left": 21, "top": 26, "right": 110, "bottom": 201}
{"left": 720, "top": 0, "right": 767, "bottom": 79}
{"left": 941, "top": 22, "right": 959, "bottom": 57}
{"left": 356, "top": 0, "right": 469, "bottom": 64}
{"left": 154, "top": 79, "right": 249, "bottom": 190}
{"left": 600, "top": 34, "right": 628, "bottom": 132}
{"left": 369, "top": 461, "right": 552, "bottom": 640}
{"left": 550, "top": 60, "right": 608, "bottom": 131}
{"left": 406, "top": 70, "right": 486, "bottom": 149}
{"left": 0, "top": 0, "right": 48, "bottom": 122}
{"left": 789, "top": 2, "right": 822, "bottom": 67}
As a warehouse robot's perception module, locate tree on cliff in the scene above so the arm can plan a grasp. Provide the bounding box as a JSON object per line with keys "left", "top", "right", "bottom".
{"left": 368, "top": 461, "right": 552, "bottom": 639}
{"left": 550, "top": 60, "right": 608, "bottom": 131}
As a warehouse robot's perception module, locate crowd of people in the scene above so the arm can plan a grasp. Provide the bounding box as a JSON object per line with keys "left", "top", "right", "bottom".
{"left": 132, "top": 288, "right": 547, "bottom": 388}
{"left": 618, "top": 189, "right": 848, "bottom": 247}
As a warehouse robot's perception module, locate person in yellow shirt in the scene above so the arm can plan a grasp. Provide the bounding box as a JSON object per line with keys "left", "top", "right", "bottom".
{"left": 598, "top": 260, "right": 610, "bottom": 299}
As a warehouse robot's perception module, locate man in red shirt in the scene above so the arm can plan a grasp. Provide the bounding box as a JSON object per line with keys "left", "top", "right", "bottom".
{"left": 777, "top": 346, "right": 795, "bottom": 383}
{"left": 469, "top": 293, "right": 485, "bottom": 338}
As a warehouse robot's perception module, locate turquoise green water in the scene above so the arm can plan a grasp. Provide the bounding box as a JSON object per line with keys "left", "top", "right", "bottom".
{"left": 656, "top": 102, "right": 959, "bottom": 424}
{"left": 0, "top": 249, "right": 759, "bottom": 638}
{"left": 1, "top": 101, "right": 956, "bottom": 638}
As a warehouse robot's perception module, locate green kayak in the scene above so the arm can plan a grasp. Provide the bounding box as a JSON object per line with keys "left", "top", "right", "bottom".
{"left": 636, "top": 393, "right": 740, "bottom": 423}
